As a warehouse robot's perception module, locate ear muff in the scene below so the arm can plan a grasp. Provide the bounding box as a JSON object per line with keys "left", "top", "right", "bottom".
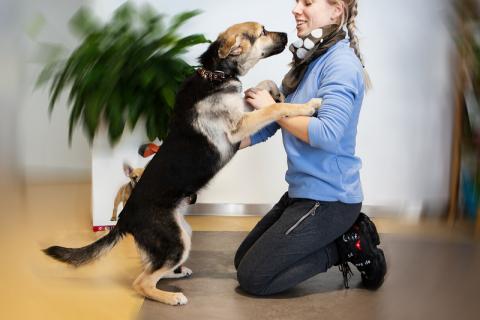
{"left": 218, "top": 34, "right": 242, "bottom": 59}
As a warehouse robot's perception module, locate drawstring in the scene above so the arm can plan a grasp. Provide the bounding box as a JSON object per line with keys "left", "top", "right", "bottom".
{"left": 339, "top": 262, "right": 353, "bottom": 289}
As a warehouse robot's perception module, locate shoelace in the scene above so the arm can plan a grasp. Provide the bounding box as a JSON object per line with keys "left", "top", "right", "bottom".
{"left": 338, "top": 262, "right": 354, "bottom": 289}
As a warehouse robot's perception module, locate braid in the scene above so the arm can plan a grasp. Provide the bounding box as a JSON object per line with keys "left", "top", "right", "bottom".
{"left": 327, "top": 0, "right": 372, "bottom": 90}
{"left": 346, "top": 1, "right": 364, "bottom": 65}
{"left": 342, "top": 0, "right": 372, "bottom": 90}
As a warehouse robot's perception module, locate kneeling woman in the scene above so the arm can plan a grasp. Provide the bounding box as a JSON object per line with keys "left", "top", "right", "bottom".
{"left": 235, "top": 0, "right": 386, "bottom": 295}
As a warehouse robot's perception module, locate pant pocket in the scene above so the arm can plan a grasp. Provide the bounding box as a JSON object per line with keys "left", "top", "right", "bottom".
{"left": 285, "top": 202, "right": 320, "bottom": 235}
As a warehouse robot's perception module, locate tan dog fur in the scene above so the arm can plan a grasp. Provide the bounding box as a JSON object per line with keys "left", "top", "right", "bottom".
{"left": 110, "top": 163, "right": 144, "bottom": 221}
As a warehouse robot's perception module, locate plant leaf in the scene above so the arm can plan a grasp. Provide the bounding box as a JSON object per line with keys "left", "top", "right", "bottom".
{"left": 161, "top": 86, "right": 176, "bottom": 109}
{"left": 68, "top": 96, "right": 84, "bottom": 145}
{"left": 146, "top": 112, "right": 157, "bottom": 141}
{"left": 36, "top": 62, "right": 58, "bottom": 88}
{"left": 106, "top": 93, "right": 126, "bottom": 145}
{"left": 69, "top": 7, "right": 100, "bottom": 38}
{"left": 164, "top": 34, "right": 210, "bottom": 57}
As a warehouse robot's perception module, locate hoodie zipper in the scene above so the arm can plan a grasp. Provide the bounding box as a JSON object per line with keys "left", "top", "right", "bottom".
{"left": 285, "top": 202, "right": 320, "bottom": 235}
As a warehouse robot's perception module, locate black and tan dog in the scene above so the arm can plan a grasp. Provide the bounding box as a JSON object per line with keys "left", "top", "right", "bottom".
{"left": 44, "top": 22, "right": 322, "bottom": 305}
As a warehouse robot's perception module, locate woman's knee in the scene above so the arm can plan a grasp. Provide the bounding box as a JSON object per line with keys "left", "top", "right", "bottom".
{"left": 236, "top": 261, "right": 270, "bottom": 296}
{"left": 233, "top": 248, "right": 243, "bottom": 270}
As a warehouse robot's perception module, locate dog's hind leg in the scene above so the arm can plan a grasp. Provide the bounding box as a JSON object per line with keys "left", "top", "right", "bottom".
{"left": 133, "top": 267, "right": 188, "bottom": 305}
{"left": 229, "top": 98, "right": 322, "bottom": 143}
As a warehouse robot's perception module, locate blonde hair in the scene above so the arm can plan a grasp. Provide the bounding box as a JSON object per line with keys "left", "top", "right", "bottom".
{"left": 328, "top": 0, "right": 372, "bottom": 90}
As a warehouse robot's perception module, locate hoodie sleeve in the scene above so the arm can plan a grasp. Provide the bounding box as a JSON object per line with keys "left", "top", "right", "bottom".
{"left": 307, "top": 56, "right": 361, "bottom": 152}
{"left": 250, "top": 122, "right": 280, "bottom": 146}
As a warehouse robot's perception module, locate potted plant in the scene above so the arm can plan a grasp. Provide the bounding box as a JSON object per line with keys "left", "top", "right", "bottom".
{"left": 38, "top": 3, "right": 209, "bottom": 145}
{"left": 37, "top": 3, "right": 209, "bottom": 230}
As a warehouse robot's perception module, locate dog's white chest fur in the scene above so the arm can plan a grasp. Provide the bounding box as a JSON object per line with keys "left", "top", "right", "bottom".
{"left": 193, "top": 83, "right": 246, "bottom": 163}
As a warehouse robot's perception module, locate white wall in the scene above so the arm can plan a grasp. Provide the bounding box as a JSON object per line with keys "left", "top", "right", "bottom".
{"left": 0, "top": 0, "right": 22, "bottom": 182}
{"left": 13, "top": 0, "right": 454, "bottom": 217}
{"left": 16, "top": 0, "right": 92, "bottom": 183}
{"left": 357, "top": 0, "right": 454, "bottom": 215}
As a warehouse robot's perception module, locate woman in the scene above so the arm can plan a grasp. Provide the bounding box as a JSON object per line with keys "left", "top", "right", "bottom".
{"left": 234, "top": 0, "right": 386, "bottom": 295}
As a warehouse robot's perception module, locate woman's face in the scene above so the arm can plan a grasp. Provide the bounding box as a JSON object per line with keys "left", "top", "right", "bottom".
{"left": 292, "top": 0, "right": 343, "bottom": 38}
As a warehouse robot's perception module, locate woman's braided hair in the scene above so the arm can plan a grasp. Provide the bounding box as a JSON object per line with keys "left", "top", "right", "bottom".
{"left": 328, "top": 0, "right": 372, "bottom": 89}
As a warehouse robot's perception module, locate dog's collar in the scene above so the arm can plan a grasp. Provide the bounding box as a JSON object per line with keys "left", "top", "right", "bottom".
{"left": 197, "top": 67, "right": 233, "bottom": 82}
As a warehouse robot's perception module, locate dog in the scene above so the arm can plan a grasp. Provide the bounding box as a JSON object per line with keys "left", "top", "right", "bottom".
{"left": 43, "top": 22, "right": 322, "bottom": 306}
{"left": 111, "top": 163, "right": 144, "bottom": 221}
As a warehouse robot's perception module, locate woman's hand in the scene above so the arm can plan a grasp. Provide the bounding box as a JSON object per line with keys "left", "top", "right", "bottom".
{"left": 244, "top": 88, "right": 276, "bottom": 110}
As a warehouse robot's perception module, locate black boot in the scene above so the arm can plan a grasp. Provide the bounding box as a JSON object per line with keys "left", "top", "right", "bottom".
{"left": 336, "top": 213, "right": 387, "bottom": 290}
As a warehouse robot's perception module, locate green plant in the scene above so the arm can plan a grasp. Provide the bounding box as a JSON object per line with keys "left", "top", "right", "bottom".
{"left": 37, "top": 3, "right": 209, "bottom": 145}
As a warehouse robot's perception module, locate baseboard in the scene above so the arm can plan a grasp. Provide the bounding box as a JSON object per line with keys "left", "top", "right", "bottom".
{"left": 183, "top": 203, "right": 402, "bottom": 217}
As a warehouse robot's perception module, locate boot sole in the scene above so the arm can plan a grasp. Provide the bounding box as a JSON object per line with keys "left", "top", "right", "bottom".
{"left": 359, "top": 212, "right": 380, "bottom": 246}
{"left": 358, "top": 213, "right": 386, "bottom": 289}
{"left": 361, "top": 249, "right": 386, "bottom": 289}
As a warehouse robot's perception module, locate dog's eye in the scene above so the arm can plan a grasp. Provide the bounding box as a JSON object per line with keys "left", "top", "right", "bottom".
{"left": 261, "top": 27, "right": 267, "bottom": 36}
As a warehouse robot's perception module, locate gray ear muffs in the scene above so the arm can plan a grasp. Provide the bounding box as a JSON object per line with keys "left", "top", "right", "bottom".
{"left": 289, "top": 28, "right": 325, "bottom": 60}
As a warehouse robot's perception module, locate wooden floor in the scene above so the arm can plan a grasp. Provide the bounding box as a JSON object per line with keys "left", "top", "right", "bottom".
{"left": 0, "top": 183, "right": 477, "bottom": 320}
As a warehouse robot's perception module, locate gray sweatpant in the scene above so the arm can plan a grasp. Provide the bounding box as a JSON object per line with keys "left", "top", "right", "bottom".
{"left": 234, "top": 192, "right": 361, "bottom": 296}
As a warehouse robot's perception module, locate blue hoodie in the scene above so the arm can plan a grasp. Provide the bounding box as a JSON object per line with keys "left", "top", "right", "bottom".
{"left": 250, "top": 39, "right": 364, "bottom": 203}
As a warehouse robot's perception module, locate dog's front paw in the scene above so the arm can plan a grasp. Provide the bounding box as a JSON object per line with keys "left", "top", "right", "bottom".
{"left": 167, "top": 292, "right": 188, "bottom": 306}
{"left": 256, "top": 80, "right": 285, "bottom": 103}
{"left": 302, "top": 106, "right": 316, "bottom": 116}
{"left": 296, "top": 103, "right": 315, "bottom": 117}
{"left": 284, "top": 105, "right": 315, "bottom": 117}
{"left": 306, "top": 98, "right": 323, "bottom": 109}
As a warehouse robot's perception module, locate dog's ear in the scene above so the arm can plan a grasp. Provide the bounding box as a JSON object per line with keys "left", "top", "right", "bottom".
{"left": 218, "top": 34, "right": 242, "bottom": 59}
{"left": 123, "top": 162, "right": 133, "bottom": 177}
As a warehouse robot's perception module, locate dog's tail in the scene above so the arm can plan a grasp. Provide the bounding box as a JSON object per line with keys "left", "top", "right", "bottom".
{"left": 43, "top": 226, "right": 124, "bottom": 267}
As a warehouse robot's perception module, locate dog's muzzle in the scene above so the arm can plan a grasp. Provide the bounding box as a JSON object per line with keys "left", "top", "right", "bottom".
{"left": 265, "top": 32, "right": 288, "bottom": 57}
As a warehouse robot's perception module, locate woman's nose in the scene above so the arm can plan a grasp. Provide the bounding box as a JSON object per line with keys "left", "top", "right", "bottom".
{"left": 292, "top": 2, "right": 303, "bottom": 16}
